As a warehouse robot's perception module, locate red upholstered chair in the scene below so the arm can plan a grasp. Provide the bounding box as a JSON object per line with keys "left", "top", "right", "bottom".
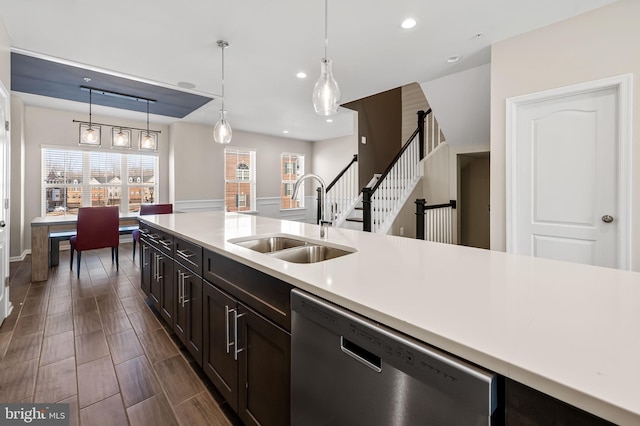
{"left": 70, "top": 206, "right": 119, "bottom": 278}
{"left": 132, "top": 203, "right": 173, "bottom": 261}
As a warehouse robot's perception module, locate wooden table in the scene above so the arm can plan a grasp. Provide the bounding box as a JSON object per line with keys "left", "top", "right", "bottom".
{"left": 31, "top": 212, "right": 140, "bottom": 282}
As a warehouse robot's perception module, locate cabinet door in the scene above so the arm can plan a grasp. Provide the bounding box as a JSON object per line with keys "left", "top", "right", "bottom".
{"left": 159, "top": 254, "right": 174, "bottom": 324}
{"left": 238, "top": 303, "right": 291, "bottom": 426}
{"left": 148, "top": 249, "right": 161, "bottom": 312}
{"left": 203, "top": 281, "right": 238, "bottom": 411}
{"left": 174, "top": 266, "right": 188, "bottom": 346}
{"left": 184, "top": 269, "right": 203, "bottom": 366}
{"left": 140, "top": 240, "right": 152, "bottom": 296}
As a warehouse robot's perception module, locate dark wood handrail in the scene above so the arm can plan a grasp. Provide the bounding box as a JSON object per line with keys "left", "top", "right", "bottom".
{"left": 422, "top": 200, "right": 456, "bottom": 210}
{"left": 326, "top": 154, "right": 358, "bottom": 192}
{"left": 369, "top": 109, "right": 431, "bottom": 194}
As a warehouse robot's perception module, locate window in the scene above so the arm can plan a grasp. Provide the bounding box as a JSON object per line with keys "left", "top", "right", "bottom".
{"left": 225, "top": 148, "right": 256, "bottom": 212}
{"left": 281, "top": 153, "right": 304, "bottom": 209}
{"left": 42, "top": 147, "right": 159, "bottom": 216}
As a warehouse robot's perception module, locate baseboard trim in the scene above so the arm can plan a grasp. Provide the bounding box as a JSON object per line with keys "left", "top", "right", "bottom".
{"left": 10, "top": 250, "right": 31, "bottom": 263}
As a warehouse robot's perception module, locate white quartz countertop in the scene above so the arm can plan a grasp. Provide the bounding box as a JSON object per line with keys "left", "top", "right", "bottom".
{"left": 142, "top": 211, "right": 640, "bottom": 425}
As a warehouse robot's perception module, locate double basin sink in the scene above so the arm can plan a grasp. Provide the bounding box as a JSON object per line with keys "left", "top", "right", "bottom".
{"left": 229, "top": 235, "right": 355, "bottom": 264}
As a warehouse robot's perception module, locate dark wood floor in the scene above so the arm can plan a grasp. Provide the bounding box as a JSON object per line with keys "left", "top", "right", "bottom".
{"left": 0, "top": 243, "right": 242, "bottom": 426}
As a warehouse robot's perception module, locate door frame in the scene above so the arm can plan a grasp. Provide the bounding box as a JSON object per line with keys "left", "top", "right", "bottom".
{"left": 505, "top": 74, "right": 633, "bottom": 270}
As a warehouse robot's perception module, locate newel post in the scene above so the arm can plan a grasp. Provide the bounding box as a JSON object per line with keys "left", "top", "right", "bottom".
{"left": 362, "top": 188, "right": 373, "bottom": 232}
{"left": 415, "top": 198, "right": 426, "bottom": 240}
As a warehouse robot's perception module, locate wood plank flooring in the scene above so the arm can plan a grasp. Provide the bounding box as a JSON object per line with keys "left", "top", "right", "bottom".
{"left": 1, "top": 243, "right": 242, "bottom": 426}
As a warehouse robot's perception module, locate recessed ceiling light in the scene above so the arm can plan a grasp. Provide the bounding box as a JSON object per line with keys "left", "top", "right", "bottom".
{"left": 283, "top": 130, "right": 289, "bottom": 134}
{"left": 296, "top": 72, "right": 307, "bottom": 79}
{"left": 474, "top": 32, "right": 484, "bottom": 39}
{"left": 401, "top": 18, "right": 417, "bottom": 29}
{"left": 326, "top": 119, "right": 333, "bottom": 123}
{"left": 83, "top": 77, "right": 91, "bottom": 83}
{"left": 177, "top": 81, "right": 196, "bottom": 89}
{"left": 446, "top": 55, "right": 462, "bottom": 63}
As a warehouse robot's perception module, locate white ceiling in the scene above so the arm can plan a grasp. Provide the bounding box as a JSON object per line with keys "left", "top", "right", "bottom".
{"left": 0, "top": 0, "right": 618, "bottom": 142}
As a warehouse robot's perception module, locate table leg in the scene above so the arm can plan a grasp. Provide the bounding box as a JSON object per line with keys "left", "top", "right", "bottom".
{"left": 31, "top": 225, "right": 49, "bottom": 282}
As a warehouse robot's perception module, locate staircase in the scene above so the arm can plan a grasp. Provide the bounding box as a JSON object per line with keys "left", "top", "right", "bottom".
{"left": 324, "top": 109, "right": 445, "bottom": 235}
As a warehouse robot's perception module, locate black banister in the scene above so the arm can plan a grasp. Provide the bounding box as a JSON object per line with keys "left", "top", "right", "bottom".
{"left": 326, "top": 154, "right": 358, "bottom": 192}
{"left": 369, "top": 108, "right": 431, "bottom": 194}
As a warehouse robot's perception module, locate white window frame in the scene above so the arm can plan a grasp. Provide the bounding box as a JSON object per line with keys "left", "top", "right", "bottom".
{"left": 224, "top": 147, "right": 257, "bottom": 212}
{"left": 41, "top": 146, "right": 159, "bottom": 216}
{"left": 281, "top": 152, "right": 304, "bottom": 209}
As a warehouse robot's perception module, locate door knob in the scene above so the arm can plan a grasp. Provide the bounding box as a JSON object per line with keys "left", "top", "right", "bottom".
{"left": 0, "top": 220, "right": 5, "bottom": 227}
{"left": 602, "top": 215, "right": 614, "bottom": 223}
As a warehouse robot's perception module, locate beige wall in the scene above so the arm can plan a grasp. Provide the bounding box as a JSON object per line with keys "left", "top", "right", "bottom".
{"left": 169, "top": 122, "right": 313, "bottom": 202}
{"left": 311, "top": 133, "right": 357, "bottom": 185}
{"left": 21, "top": 106, "right": 170, "bottom": 251}
{"left": 490, "top": 0, "right": 640, "bottom": 270}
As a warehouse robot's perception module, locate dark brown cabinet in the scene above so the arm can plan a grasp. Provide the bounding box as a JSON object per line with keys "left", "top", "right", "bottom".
{"left": 139, "top": 225, "right": 174, "bottom": 323}
{"left": 203, "top": 280, "right": 291, "bottom": 426}
{"left": 202, "top": 248, "right": 292, "bottom": 426}
{"left": 139, "top": 222, "right": 292, "bottom": 426}
{"left": 174, "top": 263, "right": 203, "bottom": 366}
{"left": 237, "top": 302, "right": 290, "bottom": 426}
{"left": 140, "top": 239, "right": 152, "bottom": 296}
{"left": 203, "top": 281, "right": 239, "bottom": 410}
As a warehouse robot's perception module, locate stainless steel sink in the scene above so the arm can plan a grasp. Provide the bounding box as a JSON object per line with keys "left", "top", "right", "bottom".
{"left": 268, "top": 245, "right": 353, "bottom": 263}
{"left": 229, "top": 234, "right": 356, "bottom": 263}
{"left": 233, "top": 236, "right": 308, "bottom": 253}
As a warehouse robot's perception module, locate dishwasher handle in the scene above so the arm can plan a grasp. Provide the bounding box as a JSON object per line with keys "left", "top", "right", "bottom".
{"left": 340, "top": 336, "right": 382, "bottom": 373}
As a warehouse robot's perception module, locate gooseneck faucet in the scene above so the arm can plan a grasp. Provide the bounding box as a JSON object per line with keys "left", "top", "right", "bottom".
{"left": 292, "top": 173, "right": 331, "bottom": 239}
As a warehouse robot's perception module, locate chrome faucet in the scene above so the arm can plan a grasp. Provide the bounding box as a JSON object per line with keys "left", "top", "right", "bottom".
{"left": 292, "top": 173, "right": 331, "bottom": 239}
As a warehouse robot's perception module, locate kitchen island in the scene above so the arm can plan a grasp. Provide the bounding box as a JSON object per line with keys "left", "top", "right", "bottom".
{"left": 140, "top": 211, "right": 640, "bottom": 425}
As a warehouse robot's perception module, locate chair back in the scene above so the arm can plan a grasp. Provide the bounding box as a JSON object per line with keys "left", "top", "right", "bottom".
{"left": 74, "top": 206, "right": 119, "bottom": 251}
{"left": 139, "top": 203, "right": 173, "bottom": 216}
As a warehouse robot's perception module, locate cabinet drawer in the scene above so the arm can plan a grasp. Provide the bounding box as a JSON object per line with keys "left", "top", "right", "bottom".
{"left": 204, "top": 249, "right": 293, "bottom": 332}
{"left": 175, "top": 236, "right": 203, "bottom": 276}
{"left": 141, "top": 223, "right": 174, "bottom": 256}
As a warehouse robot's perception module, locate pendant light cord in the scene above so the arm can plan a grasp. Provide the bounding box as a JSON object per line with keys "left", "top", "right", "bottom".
{"left": 88, "top": 89, "right": 93, "bottom": 127}
{"left": 221, "top": 42, "right": 225, "bottom": 113}
{"left": 324, "top": 0, "right": 329, "bottom": 59}
{"left": 146, "top": 100, "right": 150, "bottom": 135}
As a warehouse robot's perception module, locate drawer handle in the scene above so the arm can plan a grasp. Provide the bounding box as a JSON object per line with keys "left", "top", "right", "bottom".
{"left": 160, "top": 239, "right": 172, "bottom": 248}
{"left": 181, "top": 273, "right": 191, "bottom": 307}
{"left": 177, "top": 249, "right": 195, "bottom": 259}
{"left": 234, "top": 310, "right": 246, "bottom": 361}
{"left": 225, "top": 306, "right": 235, "bottom": 354}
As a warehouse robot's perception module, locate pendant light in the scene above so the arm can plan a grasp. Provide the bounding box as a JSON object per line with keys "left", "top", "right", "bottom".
{"left": 214, "top": 40, "right": 232, "bottom": 144}
{"left": 141, "top": 100, "right": 155, "bottom": 149}
{"left": 81, "top": 89, "right": 99, "bottom": 144}
{"left": 312, "top": 0, "right": 340, "bottom": 116}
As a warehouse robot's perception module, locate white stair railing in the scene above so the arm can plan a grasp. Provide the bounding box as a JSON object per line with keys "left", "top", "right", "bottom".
{"left": 415, "top": 199, "right": 456, "bottom": 243}
{"left": 324, "top": 155, "right": 359, "bottom": 226}
{"left": 362, "top": 109, "right": 434, "bottom": 234}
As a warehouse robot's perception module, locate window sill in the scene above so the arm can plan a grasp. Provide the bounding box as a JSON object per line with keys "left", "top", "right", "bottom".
{"left": 280, "top": 207, "right": 307, "bottom": 212}
{"left": 237, "top": 210, "right": 259, "bottom": 215}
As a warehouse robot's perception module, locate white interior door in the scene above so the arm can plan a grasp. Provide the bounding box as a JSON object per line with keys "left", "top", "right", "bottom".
{"left": 508, "top": 82, "right": 627, "bottom": 269}
{"left": 0, "top": 82, "right": 9, "bottom": 323}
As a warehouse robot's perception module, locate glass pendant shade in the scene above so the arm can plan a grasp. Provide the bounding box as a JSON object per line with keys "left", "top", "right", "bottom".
{"left": 312, "top": 58, "right": 340, "bottom": 116}
{"left": 213, "top": 110, "right": 232, "bottom": 144}
{"left": 142, "top": 133, "right": 154, "bottom": 149}
{"left": 82, "top": 126, "right": 98, "bottom": 144}
{"left": 115, "top": 130, "right": 127, "bottom": 146}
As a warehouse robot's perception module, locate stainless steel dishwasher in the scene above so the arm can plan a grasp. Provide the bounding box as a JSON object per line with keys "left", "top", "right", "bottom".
{"left": 291, "top": 289, "right": 500, "bottom": 425}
